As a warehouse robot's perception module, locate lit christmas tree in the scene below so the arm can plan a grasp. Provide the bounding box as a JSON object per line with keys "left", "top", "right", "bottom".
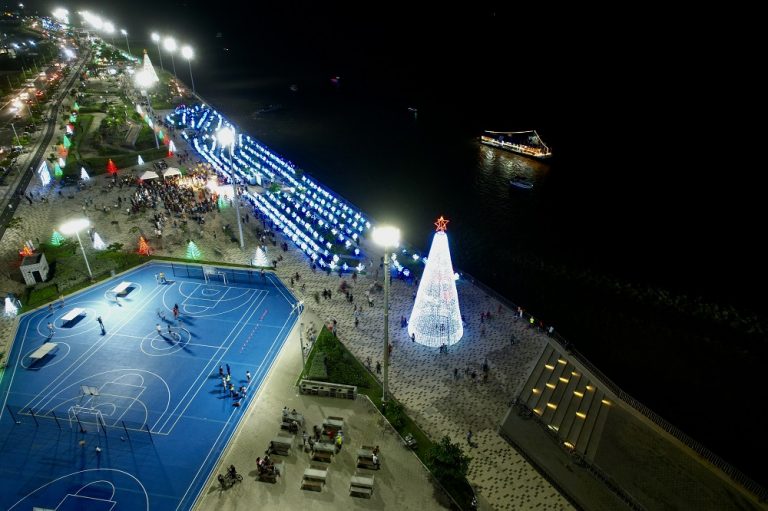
{"left": 253, "top": 246, "right": 269, "bottom": 267}
{"left": 38, "top": 161, "right": 51, "bottom": 186}
{"left": 73, "top": 101, "right": 80, "bottom": 111}
{"left": 407, "top": 217, "right": 463, "bottom": 347}
{"left": 168, "top": 140, "right": 176, "bottom": 157}
{"left": 62, "top": 135, "right": 72, "bottom": 148}
{"left": 69, "top": 113, "right": 77, "bottom": 123}
{"left": 81, "top": 167, "right": 90, "bottom": 181}
{"left": 217, "top": 195, "right": 228, "bottom": 209}
{"left": 58, "top": 157, "right": 66, "bottom": 168}
{"left": 137, "top": 155, "right": 144, "bottom": 166}
{"left": 137, "top": 236, "right": 150, "bottom": 255}
{"left": 4, "top": 296, "right": 19, "bottom": 317}
{"left": 57, "top": 145, "right": 68, "bottom": 158}
{"left": 141, "top": 49, "right": 160, "bottom": 84}
{"left": 186, "top": 241, "right": 202, "bottom": 260}
{"left": 51, "top": 230, "right": 65, "bottom": 246}
{"left": 93, "top": 232, "right": 106, "bottom": 250}
{"left": 106, "top": 159, "right": 118, "bottom": 175}
{"left": 66, "top": 123, "right": 74, "bottom": 134}
{"left": 157, "top": 129, "right": 164, "bottom": 141}
{"left": 19, "top": 245, "right": 34, "bottom": 256}
{"left": 53, "top": 163, "right": 63, "bottom": 178}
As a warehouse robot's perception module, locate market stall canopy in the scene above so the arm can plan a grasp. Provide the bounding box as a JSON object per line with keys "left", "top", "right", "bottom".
{"left": 139, "top": 170, "right": 160, "bottom": 180}
{"left": 163, "top": 167, "right": 182, "bottom": 178}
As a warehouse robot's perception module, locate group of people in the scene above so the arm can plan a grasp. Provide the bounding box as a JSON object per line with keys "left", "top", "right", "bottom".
{"left": 255, "top": 455, "right": 278, "bottom": 477}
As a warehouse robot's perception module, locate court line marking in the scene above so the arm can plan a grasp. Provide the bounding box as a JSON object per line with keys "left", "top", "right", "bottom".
{"left": 23, "top": 284, "right": 167, "bottom": 414}
{"left": 154, "top": 288, "right": 268, "bottom": 434}
{"left": 8, "top": 468, "right": 149, "bottom": 511}
{"left": 266, "top": 272, "right": 297, "bottom": 306}
{"left": 178, "top": 306, "right": 299, "bottom": 510}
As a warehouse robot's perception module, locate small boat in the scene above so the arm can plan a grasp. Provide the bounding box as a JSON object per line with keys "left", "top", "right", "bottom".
{"left": 509, "top": 178, "right": 533, "bottom": 190}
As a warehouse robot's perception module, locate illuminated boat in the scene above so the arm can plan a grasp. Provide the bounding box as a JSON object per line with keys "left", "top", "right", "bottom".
{"left": 480, "top": 130, "right": 552, "bottom": 160}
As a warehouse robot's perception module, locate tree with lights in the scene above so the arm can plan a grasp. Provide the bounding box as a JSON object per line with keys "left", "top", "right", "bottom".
{"left": 53, "top": 163, "right": 63, "bottom": 178}
{"left": 142, "top": 49, "right": 160, "bottom": 84}
{"left": 93, "top": 232, "right": 106, "bottom": 250}
{"left": 253, "top": 246, "right": 269, "bottom": 267}
{"left": 407, "top": 217, "right": 463, "bottom": 348}
{"left": 106, "top": 159, "right": 118, "bottom": 174}
{"left": 138, "top": 155, "right": 144, "bottom": 166}
{"left": 62, "top": 135, "right": 72, "bottom": 149}
{"left": 186, "top": 240, "right": 202, "bottom": 260}
{"left": 51, "top": 230, "right": 65, "bottom": 246}
{"left": 168, "top": 140, "right": 176, "bottom": 157}
{"left": 138, "top": 236, "right": 150, "bottom": 255}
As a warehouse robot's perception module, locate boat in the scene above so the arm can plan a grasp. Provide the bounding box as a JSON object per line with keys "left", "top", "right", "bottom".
{"left": 480, "top": 130, "right": 552, "bottom": 160}
{"left": 509, "top": 178, "right": 534, "bottom": 190}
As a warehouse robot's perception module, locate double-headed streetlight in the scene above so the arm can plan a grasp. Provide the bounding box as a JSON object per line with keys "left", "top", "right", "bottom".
{"left": 60, "top": 219, "right": 93, "bottom": 279}
{"left": 372, "top": 225, "right": 400, "bottom": 406}
{"left": 216, "top": 126, "right": 245, "bottom": 249}
{"left": 120, "top": 29, "right": 131, "bottom": 57}
{"left": 151, "top": 33, "right": 164, "bottom": 70}
{"left": 163, "top": 37, "right": 177, "bottom": 77}
{"left": 181, "top": 45, "right": 195, "bottom": 94}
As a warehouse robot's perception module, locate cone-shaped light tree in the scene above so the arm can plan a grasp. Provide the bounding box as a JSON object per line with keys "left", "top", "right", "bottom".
{"left": 138, "top": 236, "right": 150, "bottom": 255}
{"left": 51, "top": 230, "right": 65, "bottom": 246}
{"left": 93, "top": 232, "right": 106, "bottom": 250}
{"left": 253, "top": 246, "right": 269, "bottom": 267}
{"left": 186, "top": 240, "right": 202, "bottom": 260}
{"left": 407, "top": 217, "right": 463, "bottom": 347}
{"left": 106, "top": 159, "right": 118, "bottom": 174}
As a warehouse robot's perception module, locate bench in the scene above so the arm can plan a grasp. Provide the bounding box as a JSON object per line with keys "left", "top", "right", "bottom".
{"left": 61, "top": 308, "right": 85, "bottom": 323}
{"left": 312, "top": 450, "right": 332, "bottom": 463}
{"left": 301, "top": 479, "right": 322, "bottom": 492}
{"left": 356, "top": 458, "right": 378, "bottom": 470}
{"left": 350, "top": 485, "right": 373, "bottom": 498}
{"left": 299, "top": 379, "right": 356, "bottom": 400}
{"left": 258, "top": 461, "right": 284, "bottom": 483}
{"left": 28, "top": 343, "right": 58, "bottom": 363}
{"left": 110, "top": 281, "right": 132, "bottom": 296}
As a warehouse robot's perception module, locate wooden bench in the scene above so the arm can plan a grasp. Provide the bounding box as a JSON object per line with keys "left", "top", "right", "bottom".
{"left": 312, "top": 450, "right": 332, "bottom": 463}
{"left": 301, "top": 479, "right": 322, "bottom": 492}
{"left": 299, "top": 379, "right": 356, "bottom": 399}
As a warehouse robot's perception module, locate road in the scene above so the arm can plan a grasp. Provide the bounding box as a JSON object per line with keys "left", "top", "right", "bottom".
{"left": 0, "top": 47, "right": 91, "bottom": 242}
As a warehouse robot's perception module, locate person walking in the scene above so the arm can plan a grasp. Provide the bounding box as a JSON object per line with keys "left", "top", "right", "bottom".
{"left": 246, "top": 370, "right": 251, "bottom": 382}
{"left": 219, "top": 365, "right": 224, "bottom": 377}
{"left": 156, "top": 323, "right": 162, "bottom": 336}
{"left": 47, "top": 322, "right": 55, "bottom": 337}
{"left": 375, "top": 361, "right": 381, "bottom": 374}
{"left": 97, "top": 316, "right": 105, "bottom": 335}
{"left": 466, "top": 429, "right": 473, "bottom": 446}
{"left": 226, "top": 363, "right": 231, "bottom": 376}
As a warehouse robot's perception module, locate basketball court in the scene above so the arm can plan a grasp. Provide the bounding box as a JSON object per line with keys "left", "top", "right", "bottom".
{"left": 0, "top": 261, "right": 298, "bottom": 510}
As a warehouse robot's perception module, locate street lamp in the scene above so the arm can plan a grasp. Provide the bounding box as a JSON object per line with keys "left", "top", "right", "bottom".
{"left": 217, "top": 126, "right": 245, "bottom": 249}
{"left": 120, "top": 29, "right": 132, "bottom": 57}
{"left": 134, "top": 71, "right": 159, "bottom": 149}
{"left": 163, "top": 37, "right": 177, "bottom": 77}
{"left": 181, "top": 45, "right": 195, "bottom": 94}
{"left": 103, "top": 21, "right": 115, "bottom": 45}
{"left": 10, "top": 122, "right": 21, "bottom": 147}
{"left": 151, "top": 33, "right": 164, "bottom": 70}
{"left": 372, "top": 225, "right": 400, "bottom": 406}
{"left": 60, "top": 218, "right": 93, "bottom": 278}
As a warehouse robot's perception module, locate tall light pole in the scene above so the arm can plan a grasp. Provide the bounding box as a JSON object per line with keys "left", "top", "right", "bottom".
{"left": 372, "top": 226, "right": 400, "bottom": 406}
{"left": 151, "top": 33, "right": 164, "bottom": 70}
{"left": 216, "top": 127, "right": 244, "bottom": 249}
{"left": 181, "top": 45, "right": 195, "bottom": 94}
{"left": 120, "top": 29, "right": 132, "bottom": 57}
{"left": 60, "top": 219, "right": 93, "bottom": 279}
{"left": 163, "top": 37, "right": 177, "bottom": 77}
{"left": 292, "top": 300, "right": 306, "bottom": 367}
{"left": 10, "top": 122, "right": 21, "bottom": 147}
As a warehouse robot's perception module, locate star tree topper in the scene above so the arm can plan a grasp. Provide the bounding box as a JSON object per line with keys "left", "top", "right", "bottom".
{"left": 434, "top": 216, "right": 450, "bottom": 232}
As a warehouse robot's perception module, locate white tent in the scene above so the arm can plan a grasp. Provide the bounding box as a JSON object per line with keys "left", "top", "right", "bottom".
{"left": 163, "top": 167, "right": 182, "bottom": 178}
{"left": 139, "top": 170, "right": 160, "bottom": 180}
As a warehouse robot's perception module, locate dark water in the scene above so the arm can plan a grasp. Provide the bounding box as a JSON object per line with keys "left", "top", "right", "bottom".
{"left": 111, "top": 3, "right": 766, "bottom": 487}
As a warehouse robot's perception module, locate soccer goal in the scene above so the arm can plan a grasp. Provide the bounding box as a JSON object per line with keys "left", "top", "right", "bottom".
{"left": 203, "top": 265, "right": 227, "bottom": 285}
{"left": 68, "top": 405, "right": 106, "bottom": 431}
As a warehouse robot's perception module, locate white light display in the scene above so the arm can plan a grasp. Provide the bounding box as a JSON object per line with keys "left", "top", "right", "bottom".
{"left": 37, "top": 161, "right": 51, "bottom": 186}
{"left": 253, "top": 246, "right": 269, "bottom": 267}
{"left": 93, "top": 232, "right": 106, "bottom": 250}
{"left": 407, "top": 218, "right": 463, "bottom": 348}
{"left": 141, "top": 50, "right": 160, "bottom": 84}
{"left": 138, "top": 155, "right": 144, "bottom": 166}
{"left": 4, "top": 296, "right": 19, "bottom": 317}
{"left": 80, "top": 167, "right": 89, "bottom": 181}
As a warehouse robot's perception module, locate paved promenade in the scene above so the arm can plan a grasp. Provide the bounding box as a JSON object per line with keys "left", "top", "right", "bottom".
{"left": 0, "top": 134, "right": 573, "bottom": 510}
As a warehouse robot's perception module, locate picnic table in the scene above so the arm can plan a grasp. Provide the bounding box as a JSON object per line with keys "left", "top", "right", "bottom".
{"left": 323, "top": 416, "right": 344, "bottom": 434}
{"left": 28, "top": 343, "right": 58, "bottom": 363}
{"left": 110, "top": 281, "right": 132, "bottom": 296}
{"left": 269, "top": 435, "right": 292, "bottom": 455}
{"left": 303, "top": 467, "right": 328, "bottom": 483}
{"left": 350, "top": 474, "right": 375, "bottom": 498}
{"left": 282, "top": 410, "right": 304, "bottom": 426}
{"left": 61, "top": 308, "right": 85, "bottom": 323}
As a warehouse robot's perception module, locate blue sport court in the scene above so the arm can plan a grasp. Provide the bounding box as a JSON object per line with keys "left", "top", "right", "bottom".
{"left": 0, "top": 261, "right": 297, "bottom": 510}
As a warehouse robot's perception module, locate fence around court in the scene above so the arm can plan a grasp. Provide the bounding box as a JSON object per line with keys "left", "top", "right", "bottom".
{"left": 169, "top": 262, "right": 268, "bottom": 286}
{"left": 460, "top": 272, "right": 768, "bottom": 503}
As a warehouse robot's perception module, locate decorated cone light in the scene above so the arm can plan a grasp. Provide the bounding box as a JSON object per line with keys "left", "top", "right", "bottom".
{"left": 106, "top": 159, "right": 118, "bottom": 175}
{"left": 69, "top": 113, "right": 77, "bottom": 123}
{"left": 253, "top": 246, "right": 269, "bottom": 267}
{"left": 53, "top": 163, "right": 63, "bottom": 178}
{"left": 51, "top": 230, "right": 65, "bottom": 246}
{"left": 19, "top": 245, "right": 34, "bottom": 256}
{"left": 407, "top": 217, "right": 463, "bottom": 347}
{"left": 168, "top": 140, "right": 176, "bottom": 157}
{"left": 138, "top": 155, "right": 144, "bottom": 166}
{"left": 186, "top": 241, "right": 202, "bottom": 260}
{"left": 157, "top": 129, "right": 164, "bottom": 141}
{"left": 62, "top": 135, "right": 72, "bottom": 148}
{"left": 141, "top": 49, "right": 160, "bottom": 84}
{"left": 38, "top": 161, "right": 51, "bottom": 186}
{"left": 137, "top": 236, "right": 150, "bottom": 255}
{"left": 59, "top": 157, "right": 66, "bottom": 168}
{"left": 80, "top": 167, "right": 90, "bottom": 181}
{"left": 66, "top": 123, "right": 74, "bottom": 134}
{"left": 93, "top": 232, "right": 106, "bottom": 250}
{"left": 57, "top": 145, "right": 68, "bottom": 158}
{"left": 73, "top": 101, "right": 80, "bottom": 111}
